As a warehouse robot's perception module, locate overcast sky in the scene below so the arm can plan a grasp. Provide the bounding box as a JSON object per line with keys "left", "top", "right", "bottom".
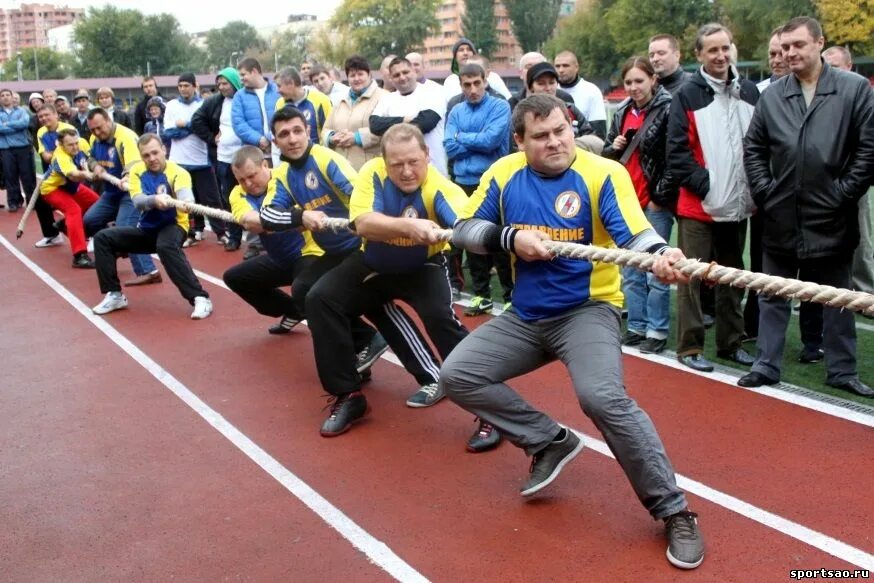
{"left": 0, "top": 0, "right": 342, "bottom": 33}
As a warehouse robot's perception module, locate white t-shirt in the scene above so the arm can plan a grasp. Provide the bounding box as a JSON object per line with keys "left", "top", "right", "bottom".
{"left": 562, "top": 77, "right": 607, "bottom": 123}
{"left": 372, "top": 84, "right": 448, "bottom": 176}
{"left": 217, "top": 97, "right": 242, "bottom": 164}
{"left": 163, "top": 98, "right": 209, "bottom": 166}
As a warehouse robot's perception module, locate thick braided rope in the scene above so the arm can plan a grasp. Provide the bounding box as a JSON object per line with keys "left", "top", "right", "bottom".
{"left": 101, "top": 175, "right": 237, "bottom": 224}
{"left": 15, "top": 179, "right": 44, "bottom": 238}
{"left": 321, "top": 217, "right": 874, "bottom": 316}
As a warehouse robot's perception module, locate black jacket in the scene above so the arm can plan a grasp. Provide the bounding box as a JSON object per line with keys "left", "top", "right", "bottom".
{"left": 191, "top": 92, "right": 226, "bottom": 164}
{"left": 744, "top": 63, "right": 874, "bottom": 259}
{"left": 659, "top": 68, "right": 692, "bottom": 95}
{"left": 111, "top": 109, "right": 131, "bottom": 130}
{"left": 602, "top": 86, "right": 674, "bottom": 207}
{"left": 71, "top": 114, "right": 91, "bottom": 142}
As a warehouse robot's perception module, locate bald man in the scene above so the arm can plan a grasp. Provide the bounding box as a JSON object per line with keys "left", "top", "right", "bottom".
{"left": 553, "top": 50, "right": 607, "bottom": 138}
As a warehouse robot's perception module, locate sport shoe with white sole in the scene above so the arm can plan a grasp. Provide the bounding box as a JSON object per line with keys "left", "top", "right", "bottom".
{"left": 92, "top": 291, "right": 128, "bottom": 315}
{"left": 355, "top": 333, "right": 389, "bottom": 373}
{"left": 520, "top": 427, "right": 584, "bottom": 496}
{"left": 665, "top": 510, "right": 704, "bottom": 569}
{"left": 35, "top": 234, "right": 65, "bottom": 248}
{"left": 405, "top": 382, "right": 445, "bottom": 407}
{"left": 191, "top": 296, "right": 213, "bottom": 320}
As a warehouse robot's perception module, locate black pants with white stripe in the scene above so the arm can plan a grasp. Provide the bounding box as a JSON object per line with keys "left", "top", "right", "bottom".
{"left": 307, "top": 251, "right": 467, "bottom": 396}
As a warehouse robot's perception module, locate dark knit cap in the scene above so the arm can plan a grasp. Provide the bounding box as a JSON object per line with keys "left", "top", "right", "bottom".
{"left": 178, "top": 72, "right": 197, "bottom": 85}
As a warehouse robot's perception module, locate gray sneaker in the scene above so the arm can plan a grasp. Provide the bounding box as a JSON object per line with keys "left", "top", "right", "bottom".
{"left": 665, "top": 510, "right": 705, "bottom": 569}
{"left": 520, "top": 428, "right": 584, "bottom": 497}
{"left": 405, "top": 382, "right": 445, "bottom": 408}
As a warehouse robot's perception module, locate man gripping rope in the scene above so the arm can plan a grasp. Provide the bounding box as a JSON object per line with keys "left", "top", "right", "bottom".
{"left": 442, "top": 94, "right": 705, "bottom": 569}
{"left": 91, "top": 134, "right": 212, "bottom": 320}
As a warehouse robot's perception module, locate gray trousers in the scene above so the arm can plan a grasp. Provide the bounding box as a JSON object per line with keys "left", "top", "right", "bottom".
{"left": 852, "top": 191, "right": 874, "bottom": 294}
{"left": 440, "top": 301, "right": 687, "bottom": 520}
{"left": 752, "top": 251, "right": 857, "bottom": 384}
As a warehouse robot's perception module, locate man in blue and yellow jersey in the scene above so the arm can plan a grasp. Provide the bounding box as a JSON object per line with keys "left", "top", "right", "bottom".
{"left": 303, "top": 123, "right": 494, "bottom": 442}
{"left": 91, "top": 134, "right": 212, "bottom": 320}
{"left": 222, "top": 145, "right": 323, "bottom": 335}
{"left": 259, "top": 108, "right": 445, "bottom": 415}
{"left": 274, "top": 66, "right": 331, "bottom": 144}
{"left": 39, "top": 128, "right": 99, "bottom": 268}
{"left": 441, "top": 94, "right": 705, "bottom": 570}
{"left": 36, "top": 103, "right": 75, "bottom": 167}
{"left": 82, "top": 108, "right": 162, "bottom": 287}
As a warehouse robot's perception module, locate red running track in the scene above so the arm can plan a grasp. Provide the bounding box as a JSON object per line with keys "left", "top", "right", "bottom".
{"left": 2, "top": 215, "right": 873, "bottom": 581}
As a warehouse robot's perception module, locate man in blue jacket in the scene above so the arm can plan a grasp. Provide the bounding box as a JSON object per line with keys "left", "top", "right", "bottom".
{"left": 444, "top": 63, "right": 513, "bottom": 316}
{"left": 232, "top": 58, "right": 280, "bottom": 165}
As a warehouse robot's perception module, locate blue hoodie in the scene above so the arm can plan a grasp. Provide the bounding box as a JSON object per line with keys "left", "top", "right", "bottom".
{"left": 231, "top": 77, "right": 280, "bottom": 146}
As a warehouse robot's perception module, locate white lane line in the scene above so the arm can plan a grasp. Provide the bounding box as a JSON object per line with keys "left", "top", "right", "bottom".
{"left": 1, "top": 236, "right": 428, "bottom": 583}
{"left": 186, "top": 261, "right": 874, "bottom": 570}
{"left": 580, "top": 437, "right": 874, "bottom": 571}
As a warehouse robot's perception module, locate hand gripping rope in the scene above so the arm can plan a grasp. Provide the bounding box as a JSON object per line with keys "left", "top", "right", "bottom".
{"left": 102, "top": 173, "right": 236, "bottom": 223}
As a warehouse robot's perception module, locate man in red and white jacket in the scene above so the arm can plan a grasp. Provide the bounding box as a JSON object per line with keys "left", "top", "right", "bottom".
{"left": 666, "top": 23, "right": 759, "bottom": 373}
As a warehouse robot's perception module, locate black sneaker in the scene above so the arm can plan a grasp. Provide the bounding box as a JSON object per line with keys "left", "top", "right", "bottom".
{"left": 520, "top": 428, "right": 584, "bottom": 496}
{"left": 72, "top": 252, "right": 95, "bottom": 269}
{"left": 621, "top": 330, "right": 645, "bottom": 346}
{"left": 639, "top": 337, "right": 667, "bottom": 354}
{"left": 355, "top": 333, "right": 389, "bottom": 373}
{"left": 665, "top": 510, "right": 705, "bottom": 569}
{"left": 320, "top": 392, "right": 368, "bottom": 437}
{"left": 242, "top": 245, "right": 263, "bottom": 260}
{"left": 224, "top": 239, "right": 241, "bottom": 252}
{"left": 52, "top": 218, "right": 68, "bottom": 234}
{"left": 466, "top": 419, "right": 502, "bottom": 453}
{"left": 268, "top": 316, "right": 301, "bottom": 335}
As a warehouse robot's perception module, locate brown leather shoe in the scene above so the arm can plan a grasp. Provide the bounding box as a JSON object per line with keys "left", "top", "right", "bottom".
{"left": 124, "top": 272, "right": 163, "bottom": 286}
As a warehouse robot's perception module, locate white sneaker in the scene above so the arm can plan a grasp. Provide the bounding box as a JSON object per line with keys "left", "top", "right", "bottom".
{"left": 216, "top": 234, "right": 230, "bottom": 246}
{"left": 92, "top": 291, "right": 128, "bottom": 315}
{"left": 182, "top": 237, "right": 198, "bottom": 248}
{"left": 35, "top": 234, "right": 65, "bottom": 248}
{"left": 191, "top": 296, "right": 213, "bottom": 320}
{"left": 194, "top": 231, "right": 205, "bottom": 242}
{"left": 87, "top": 237, "right": 94, "bottom": 253}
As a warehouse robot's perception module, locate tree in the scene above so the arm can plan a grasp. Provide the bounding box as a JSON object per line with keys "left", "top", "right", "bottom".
{"left": 73, "top": 7, "right": 196, "bottom": 76}
{"left": 719, "top": 0, "right": 817, "bottom": 61}
{"left": 462, "top": 0, "right": 498, "bottom": 58}
{"left": 2, "top": 47, "right": 72, "bottom": 80}
{"left": 205, "top": 21, "right": 267, "bottom": 71}
{"left": 331, "top": 0, "right": 440, "bottom": 65}
{"left": 252, "top": 28, "right": 312, "bottom": 73}
{"left": 504, "top": 0, "right": 562, "bottom": 52}
{"left": 816, "top": 0, "right": 874, "bottom": 54}
{"left": 308, "top": 27, "right": 358, "bottom": 68}
{"left": 544, "top": 1, "right": 622, "bottom": 79}
{"left": 602, "top": 0, "right": 713, "bottom": 59}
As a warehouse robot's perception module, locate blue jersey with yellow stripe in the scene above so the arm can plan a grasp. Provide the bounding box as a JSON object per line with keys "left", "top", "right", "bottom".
{"left": 462, "top": 149, "right": 650, "bottom": 321}
{"left": 350, "top": 157, "right": 468, "bottom": 274}
{"left": 128, "top": 160, "right": 191, "bottom": 232}
{"left": 263, "top": 145, "right": 360, "bottom": 254}
{"left": 89, "top": 124, "right": 141, "bottom": 194}
{"left": 230, "top": 173, "right": 322, "bottom": 266}
{"left": 275, "top": 88, "right": 332, "bottom": 144}
{"left": 37, "top": 121, "right": 75, "bottom": 156}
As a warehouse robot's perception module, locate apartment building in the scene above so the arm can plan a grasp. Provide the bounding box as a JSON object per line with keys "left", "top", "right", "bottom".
{"left": 0, "top": 3, "right": 83, "bottom": 63}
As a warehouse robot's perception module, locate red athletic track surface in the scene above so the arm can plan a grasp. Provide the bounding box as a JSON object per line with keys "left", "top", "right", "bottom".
{"left": 2, "top": 214, "right": 872, "bottom": 582}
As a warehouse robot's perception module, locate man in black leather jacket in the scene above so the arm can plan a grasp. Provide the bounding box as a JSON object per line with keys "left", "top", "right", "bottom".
{"left": 741, "top": 17, "right": 874, "bottom": 397}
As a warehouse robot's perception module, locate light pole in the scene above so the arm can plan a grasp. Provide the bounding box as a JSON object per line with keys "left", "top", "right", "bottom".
{"left": 16, "top": 51, "right": 23, "bottom": 82}
{"left": 33, "top": 47, "right": 39, "bottom": 81}
{"left": 229, "top": 51, "right": 241, "bottom": 68}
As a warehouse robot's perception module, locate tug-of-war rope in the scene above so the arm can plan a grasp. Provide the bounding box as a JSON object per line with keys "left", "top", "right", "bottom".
{"left": 16, "top": 179, "right": 874, "bottom": 317}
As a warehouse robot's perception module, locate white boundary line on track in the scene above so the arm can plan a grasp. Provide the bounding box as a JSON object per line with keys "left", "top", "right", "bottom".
{"left": 182, "top": 261, "right": 874, "bottom": 571}
{"left": 0, "top": 235, "right": 429, "bottom": 583}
